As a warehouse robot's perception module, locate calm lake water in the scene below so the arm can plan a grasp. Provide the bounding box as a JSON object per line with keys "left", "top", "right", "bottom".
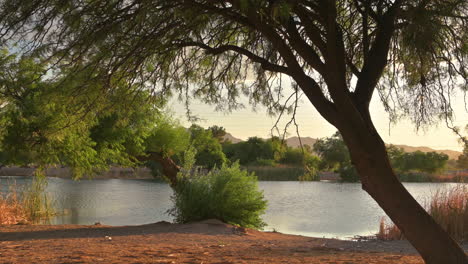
{"left": 0, "top": 176, "right": 462, "bottom": 239}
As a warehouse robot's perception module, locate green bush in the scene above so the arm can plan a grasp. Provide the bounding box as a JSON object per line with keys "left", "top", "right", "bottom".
{"left": 338, "top": 165, "right": 360, "bottom": 182}
{"left": 169, "top": 163, "right": 267, "bottom": 229}
{"left": 252, "top": 158, "right": 277, "bottom": 167}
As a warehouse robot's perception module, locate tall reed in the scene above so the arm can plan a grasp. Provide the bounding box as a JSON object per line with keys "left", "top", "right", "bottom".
{"left": 0, "top": 183, "right": 28, "bottom": 225}
{"left": 21, "top": 176, "right": 55, "bottom": 222}
{"left": 0, "top": 177, "right": 55, "bottom": 224}
{"left": 377, "top": 184, "right": 468, "bottom": 241}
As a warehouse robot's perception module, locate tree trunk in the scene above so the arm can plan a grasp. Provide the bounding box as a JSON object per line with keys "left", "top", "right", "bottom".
{"left": 338, "top": 125, "right": 467, "bottom": 264}
{"left": 138, "top": 152, "right": 180, "bottom": 187}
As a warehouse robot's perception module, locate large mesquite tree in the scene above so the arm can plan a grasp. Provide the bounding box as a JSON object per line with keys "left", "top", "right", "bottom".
{"left": 0, "top": 1, "right": 467, "bottom": 263}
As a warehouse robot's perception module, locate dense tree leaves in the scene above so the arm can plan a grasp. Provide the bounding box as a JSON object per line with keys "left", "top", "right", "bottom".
{"left": 388, "top": 146, "right": 449, "bottom": 174}
{"left": 0, "top": 0, "right": 467, "bottom": 261}
{"left": 0, "top": 51, "right": 170, "bottom": 177}
{"left": 189, "top": 124, "right": 226, "bottom": 169}
{"left": 458, "top": 146, "right": 468, "bottom": 169}
{"left": 313, "top": 132, "right": 358, "bottom": 182}
{"left": 208, "top": 125, "right": 227, "bottom": 143}
{"left": 223, "top": 136, "right": 284, "bottom": 165}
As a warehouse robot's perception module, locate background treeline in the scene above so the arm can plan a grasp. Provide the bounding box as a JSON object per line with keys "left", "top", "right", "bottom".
{"left": 0, "top": 54, "right": 460, "bottom": 183}
{"left": 150, "top": 125, "right": 463, "bottom": 182}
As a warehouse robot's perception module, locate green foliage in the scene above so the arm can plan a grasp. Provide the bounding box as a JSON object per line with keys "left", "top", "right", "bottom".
{"left": 145, "top": 117, "right": 190, "bottom": 157}
{"left": 223, "top": 136, "right": 284, "bottom": 165}
{"left": 245, "top": 166, "right": 318, "bottom": 181}
{"left": 21, "top": 172, "right": 55, "bottom": 222}
{"left": 169, "top": 163, "right": 267, "bottom": 229}
{"left": 457, "top": 145, "right": 468, "bottom": 169}
{"left": 208, "top": 125, "right": 227, "bottom": 143}
{"left": 281, "top": 147, "right": 305, "bottom": 165}
{"left": 0, "top": 51, "right": 169, "bottom": 178}
{"left": 189, "top": 125, "right": 226, "bottom": 169}
{"left": 388, "top": 145, "right": 449, "bottom": 174}
{"left": 314, "top": 132, "right": 358, "bottom": 182}
{"left": 338, "top": 165, "right": 360, "bottom": 182}
{"left": 281, "top": 147, "right": 320, "bottom": 167}
{"left": 313, "top": 132, "right": 351, "bottom": 172}
{"left": 251, "top": 158, "right": 277, "bottom": 167}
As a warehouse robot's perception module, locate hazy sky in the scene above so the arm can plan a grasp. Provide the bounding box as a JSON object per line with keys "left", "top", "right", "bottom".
{"left": 171, "top": 89, "right": 468, "bottom": 152}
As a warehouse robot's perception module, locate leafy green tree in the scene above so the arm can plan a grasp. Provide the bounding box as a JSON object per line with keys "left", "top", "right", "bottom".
{"left": 313, "top": 132, "right": 359, "bottom": 182}
{"left": 0, "top": 51, "right": 184, "bottom": 183}
{"left": 208, "top": 125, "right": 227, "bottom": 143}
{"left": 145, "top": 117, "right": 190, "bottom": 158}
{"left": 189, "top": 124, "right": 226, "bottom": 169}
{"left": 224, "top": 136, "right": 285, "bottom": 165}
{"left": 399, "top": 151, "right": 448, "bottom": 174}
{"left": 458, "top": 146, "right": 468, "bottom": 169}
{"left": 0, "top": 53, "right": 147, "bottom": 176}
{"left": 455, "top": 125, "right": 468, "bottom": 169}
{"left": 2, "top": 1, "right": 467, "bottom": 261}
{"left": 313, "top": 132, "right": 350, "bottom": 172}
{"left": 386, "top": 145, "right": 406, "bottom": 173}
{"left": 388, "top": 145, "right": 449, "bottom": 174}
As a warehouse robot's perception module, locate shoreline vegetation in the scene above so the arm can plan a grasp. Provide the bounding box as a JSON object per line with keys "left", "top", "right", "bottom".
{"left": 378, "top": 185, "right": 468, "bottom": 242}
{"left": 1, "top": 165, "right": 467, "bottom": 182}
{"left": 0, "top": 177, "right": 54, "bottom": 225}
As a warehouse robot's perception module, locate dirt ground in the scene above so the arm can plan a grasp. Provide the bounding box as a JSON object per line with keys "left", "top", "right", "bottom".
{"left": 0, "top": 220, "right": 467, "bottom": 264}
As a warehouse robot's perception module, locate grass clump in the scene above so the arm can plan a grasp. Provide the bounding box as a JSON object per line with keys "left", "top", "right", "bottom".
{"left": 429, "top": 185, "right": 468, "bottom": 241}
{"left": 169, "top": 162, "right": 268, "bottom": 229}
{"left": 244, "top": 165, "right": 319, "bottom": 181}
{"left": 0, "top": 184, "right": 28, "bottom": 225}
{"left": 21, "top": 176, "right": 55, "bottom": 221}
{"left": 0, "top": 177, "right": 55, "bottom": 224}
{"left": 377, "top": 184, "right": 468, "bottom": 241}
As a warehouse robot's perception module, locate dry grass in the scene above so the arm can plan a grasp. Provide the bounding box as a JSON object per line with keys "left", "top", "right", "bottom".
{"left": 0, "top": 185, "right": 29, "bottom": 225}
{"left": 376, "top": 217, "right": 404, "bottom": 240}
{"left": 377, "top": 184, "right": 468, "bottom": 241}
{"left": 0, "top": 178, "right": 55, "bottom": 225}
{"left": 429, "top": 185, "right": 468, "bottom": 241}
{"left": 432, "top": 172, "right": 468, "bottom": 183}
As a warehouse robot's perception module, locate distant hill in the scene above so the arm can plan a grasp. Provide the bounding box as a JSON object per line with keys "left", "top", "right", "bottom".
{"left": 284, "top": 137, "right": 317, "bottom": 148}
{"left": 222, "top": 134, "right": 462, "bottom": 160}
{"left": 222, "top": 133, "right": 243, "bottom": 143}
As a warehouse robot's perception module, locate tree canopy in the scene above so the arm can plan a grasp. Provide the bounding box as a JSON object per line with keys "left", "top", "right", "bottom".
{"left": 0, "top": 51, "right": 165, "bottom": 176}
{"left": 189, "top": 124, "right": 227, "bottom": 169}
{"left": 0, "top": 0, "right": 467, "bottom": 262}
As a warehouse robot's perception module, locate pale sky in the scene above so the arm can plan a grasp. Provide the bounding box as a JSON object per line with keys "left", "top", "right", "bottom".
{"left": 170, "top": 88, "right": 468, "bottom": 152}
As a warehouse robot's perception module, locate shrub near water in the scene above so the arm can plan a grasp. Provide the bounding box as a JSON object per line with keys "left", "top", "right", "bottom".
{"left": 21, "top": 176, "right": 55, "bottom": 222}
{"left": 169, "top": 163, "right": 267, "bottom": 229}
{"left": 378, "top": 185, "right": 468, "bottom": 241}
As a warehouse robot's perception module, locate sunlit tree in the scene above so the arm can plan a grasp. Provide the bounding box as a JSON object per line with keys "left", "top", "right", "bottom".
{"left": 0, "top": 1, "right": 467, "bottom": 262}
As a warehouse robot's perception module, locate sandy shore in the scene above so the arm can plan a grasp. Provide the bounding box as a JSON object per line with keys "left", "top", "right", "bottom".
{"left": 1, "top": 220, "right": 466, "bottom": 264}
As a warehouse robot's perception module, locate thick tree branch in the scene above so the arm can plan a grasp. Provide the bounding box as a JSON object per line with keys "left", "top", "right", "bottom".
{"left": 293, "top": 6, "right": 327, "bottom": 56}
{"left": 353, "top": 7, "right": 398, "bottom": 108}
{"left": 286, "top": 18, "right": 326, "bottom": 75}
{"left": 137, "top": 152, "right": 180, "bottom": 187}
{"left": 323, "top": 0, "right": 353, "bottom": 107}
{"left": 178, "top": 41, "right": 289, "bottom": 74}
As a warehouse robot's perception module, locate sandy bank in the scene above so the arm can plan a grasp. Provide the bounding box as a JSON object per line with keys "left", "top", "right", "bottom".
{"left": 1, "top": 220, "right": 466, "bottom": 263}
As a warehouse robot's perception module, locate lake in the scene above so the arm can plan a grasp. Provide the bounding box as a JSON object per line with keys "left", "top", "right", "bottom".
{"left": 0, "top": 176, "right": 462, "bottom": 239}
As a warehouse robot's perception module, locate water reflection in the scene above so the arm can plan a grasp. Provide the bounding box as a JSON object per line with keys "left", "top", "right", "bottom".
{"left": 0, "top": 176, "right": 461, "bottom": 238}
